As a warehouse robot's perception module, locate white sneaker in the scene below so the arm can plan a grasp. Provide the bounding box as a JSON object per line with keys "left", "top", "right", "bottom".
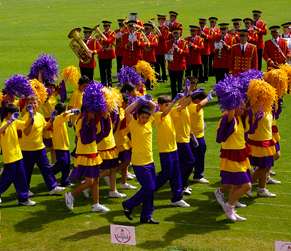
{"left": 193, "top": 177, "right": 210, "bottom": 184}
{"left": 28, "top": 190, "right": 34, "bottom": 197}
{"left": 103, "top": 176, "right": 110, "bottom": 186}
{"left": 270, "top": 170, "right": 276, "bottom": 176}
{"left": 49, "top": 186, "right": 65, "bottom": 195}
{"left": 235, "top": 201, "right": 247, "bottom": 208}
{"left": 120, "top": 183, "right": 137, "bottom": 190}
{"left": 0, "top": 197, "right": 2, "bottom": 205}
{"left": 257, "top": 188, "right": 276, "bottom": 198}
{"left": 82, "top": 188, "right": 90, "bottom": 199}
{"left": 126, "top": 172, "right": 136, "bottom": 180}
{"left": 223, "top": 203, "right": 237, "bottom": 221}
{"left": 267, "top": 178, "right": 281, "bottom": 185}
{"left": 214, "top": 188, "right": 225, "bottom": 208}
{"left": 109, "top": 190, "right": 127, "bottom": 198}
{"left": 91, "top": 203, "right": 110, "bottom": 212}
{"left": 234, "top": 213, "right": 247, "bottom": 221}
{"left": 171, "top": 199, "right": 190, "bottom": 208}
{"left": 246, "top": 189, "right": 253, "bottom": 198}
{"left": 18, "top": 199, "right": 36, "bottom": 206}
{"left": 183, "top": 187, "right": 192, "bottom": 195}
{"left": 65, "top": 192, "right": 74, "bottom": 210}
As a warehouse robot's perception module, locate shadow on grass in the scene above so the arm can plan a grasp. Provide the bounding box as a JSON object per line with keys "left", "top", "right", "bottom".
{"left": 61, "top": 225, "right": 109, "bottom": 241}
{"left": 137, "top": 191, "right": 232, "bottom": 250}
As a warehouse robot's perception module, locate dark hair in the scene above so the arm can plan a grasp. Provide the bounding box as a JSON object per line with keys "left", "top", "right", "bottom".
{"left": 120, "top": 83, "right": 135, "bottom": 94}
{"left": 55, "top": 103, "right": 66, "bottom": 115}
{"left": 1, "top": 103, "right": 19, "bottom": 121}
{"left": 157, "top": 95, "right": 171, "bottom": 104}
{"left": 78, "top": 75, "right": 90, "bottom": 86}
{"left": 137, "top": 105, "right": 151, "bottom": 116}
{"left": 191, "top": 92, "right": 207, "bottom": 101}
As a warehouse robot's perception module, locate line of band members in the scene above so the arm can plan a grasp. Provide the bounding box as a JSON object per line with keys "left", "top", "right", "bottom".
{"left": 77, "top": 11, "right": 291, "bottom": 91}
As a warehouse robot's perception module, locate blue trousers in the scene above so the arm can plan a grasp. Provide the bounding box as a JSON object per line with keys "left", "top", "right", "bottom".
{"left": 177, "top": 142, "right": 195, "bottom": 188}
{"left": 123, "top": 163, "right": 156, "bottom": 220}
{"left": 0, "top": 159, "right": 29, "bottom": 202}
{"left": 22, "top": 149, "right": 58, "bottom": 191}
{"left": 156, "top": 150, "right": 183, "bottom": 202}
{"left": 52, "top": 150, "right": 71, "bottom": 186}
{"left": 190, "top": 137, "right": 206, "bottom": 179}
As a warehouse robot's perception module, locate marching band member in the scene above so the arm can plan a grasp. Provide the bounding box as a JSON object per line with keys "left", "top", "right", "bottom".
{"left": 155, "top": 14, "right": 170, "bottom": 82}
{"left": 97, "top": 21, "right": 116, "bottom": 86}
{"left": 199, "top": 18, "right": 211, "bottom": 82}
{"left": 230, "top": 18, "right": 242, "bottom": 44}
{"left": 263, "top": 25, "right": 290, "bottom": 69}
{"left": 115, "top": 18, "right": 127, "bottom": 73}
{"left": 243, "top": 18, "right": 258, "bottom": 46}
{"left": 281, "top": 22, "right": 291, "bottom": 64}
{"left": 185, "top": 25, "right": 204, "bottom": 80}
{"left": 167, "top": 11, "right": 183, "bottom": 32}
{"left": 230, "top": 29, "right": 258, "bottom": 75}
{"left": 213, "top": 23, "right": 233, "bottom": 82}
{"left": 208, "top": 17, "right": 220, "bottom": 77}
{"left": 166, "top": 27, "right": 189, "bottom": 98}
{"left": 252, "top": 10, "right": 267, "bottom": 70}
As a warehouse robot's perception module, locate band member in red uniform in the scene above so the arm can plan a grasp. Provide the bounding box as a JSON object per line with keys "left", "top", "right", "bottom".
{"left": 167, "top": 11, "right": 183, "bottom": 32}
{"left": 252, "top": 10, "right": 267, "bottom": 70}
{"left": 166, "top": 27, "right": 189, "bottom": 98}
{"left": 243, "top": 18, "right": 258, "bottom": 46}
{"left": 185, "top": 25, "right": 204, "bottom": 80}
{"left": 263, "top": 25, "right": 291, "bottom": 69}
{"left": 155, "top": 14, "right": 170, "bottom": 82}
{"left": 128, "top": 12, "right": 144, "bottom": 27}
{"left": 281, "top": 22, "right": 291, "bottom": 64}
{"left": 121, "top": 20, "right": 144, "bottom": 67}
{"left": 143, "top": 22, "right": 158, "bottom": 90}
{"left": 230, "top": 29, "right": 258, "bottom": 75}
{"left": 230, "top": 18, "right": 242, "bottom": 44}
{"left": 79, "top": 27, "right": 100, "bottom": 80}
{"left": 208, "top": 17, "right": 220, "bottom": 76}
{"left": 97, "top": 21, "right": 116, "bottom": 86}
{"left": 115, "top": 18, "right": 127, "bottom": 73}
{"left": 213, "top": 23, "right": 233, "bottom": 82}
{"left": 199, "top": 18, "right": 211, "bottom": 82}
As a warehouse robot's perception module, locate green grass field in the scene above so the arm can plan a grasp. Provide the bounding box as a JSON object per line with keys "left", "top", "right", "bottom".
{"left": 1, "top": 0, "right": 291, "bottom": 250}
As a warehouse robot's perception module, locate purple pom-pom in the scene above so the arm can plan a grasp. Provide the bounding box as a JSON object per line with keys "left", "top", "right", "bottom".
{"left": 117, "top": 66, "right": 144, "bottom": 86}
{"left": 214, "top": 75, "right": 245, "bottom": 110}
{"left": 82, "top": 81, "right": 107, "bottom": 113}
{"left": 238, "top": 69, "right": 263, "bottom": 97}
{"left": 28, "top": 54, "right": 58, "bottom": 84}
{"left": 4, "top": 74, "right": 34, "bottom": 98}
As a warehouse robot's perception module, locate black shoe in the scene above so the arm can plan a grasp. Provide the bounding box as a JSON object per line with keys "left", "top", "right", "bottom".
{"left": 140, "top": 218, "right": 159, "bottom": 224}
{"left": 122, "top": 202, "right": 133, "bottom": 220}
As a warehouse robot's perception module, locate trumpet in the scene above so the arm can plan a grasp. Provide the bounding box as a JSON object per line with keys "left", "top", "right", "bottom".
{"left": 133, "top": 24, "right": 150, "bottom": 44}
{"left": 149, "top": 19, "right": 162, "bottom": 36}
{"left": 89, "top": 25, "right": 108, "bottom": 41}
{"left": 68, "top": 28, "right": 92, "bottom": 64}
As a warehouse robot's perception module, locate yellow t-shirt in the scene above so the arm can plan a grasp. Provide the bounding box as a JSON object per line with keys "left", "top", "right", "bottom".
{"left": 52, "top": 114, "right": 70, "bottom": 150}
{"left": 188, "top": 103, "right": 204, "bottom": 138}
{"left": 248, "top": 112, "right": 273, "bottom": 141}
{"left": 75, "top": 117, "right": 98, "bottom": 155}
{"left": 0, "top": 120, "right": 25, "bottom": 164}
{"left": 97, "top": 119, "right": 116, "bottom": 151}
{"left": 41, "top": 95, "right": 57, "bottom": 119}
{"left": 69, "top": 89, "right": 83, "bottom": 109}
{"left": 220, "top": 116, "right": 246, "bottom": 150}
{"left": 113, "top": 108, "right": 131, "bottom": 151}
{"left": 154, "top": 112, "right": 177, "bottom": 153}
{"left": 129, "top": 116, "right": 154, "bottom": 166}
{"left": 171, "top": 107, "right": 191, "bottom": 143}
{"left": 20, "top": 112, "right": 46, "bottom": 151}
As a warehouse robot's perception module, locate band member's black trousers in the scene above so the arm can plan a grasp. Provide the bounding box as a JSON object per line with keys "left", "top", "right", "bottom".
{"left": 201, "top": 55, "right": 210, "bottom": 82}
{"left": 214, "top": 68, "right": 229, "bottom": 83}
{"left": 155, "top": 54, "right": 168, "bottom": 81}
{"left": 208, "top": 53, "right": 214, "bottom": 76}
{"left": 80, "top": 67, "right": 94, "bottom": 80}
{"left": 257, "top": 48, "right": 263, "bottom": 71}
{"left": 169, "top": 70, "right": 184, "bottom": 99}
{"left": 185, "top": 64, "right": 203, "bottom": 80}
{"left": 98, "top": 58, "right": 112, "bottom": 86}
{"left": 116, "top": 56, "right": 123, "bottom": 73}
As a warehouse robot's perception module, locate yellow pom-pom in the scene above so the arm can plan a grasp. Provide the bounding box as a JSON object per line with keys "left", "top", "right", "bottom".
{"left": 247, "top": 79, "right": 277, "bottom": 113}
{"left": 279, "top": 64, "right": 291, "bottom": 92}
{"left": 29, "top": 79, "right": 48, "bottom": 104}
{"left": 263, "top": 69, "right": 288, "bottom": 98}
{"left": 0, "top": 92, "right": 3, "bottom": 104}
{"left": 135, "top": 60, "right": 157, "bottom": 86}
{"left": 102, "top": 87, "right": 123, "bottom": 113}
{"left": 61, "top": 65, "right": 81, "bottom": 88}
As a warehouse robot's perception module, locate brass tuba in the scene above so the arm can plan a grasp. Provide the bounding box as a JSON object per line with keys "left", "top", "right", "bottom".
{"left": 68, "top": 28, "right": 92, "bottom": 64}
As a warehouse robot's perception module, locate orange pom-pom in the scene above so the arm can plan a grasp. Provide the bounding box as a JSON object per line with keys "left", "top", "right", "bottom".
{"left": 135, "top": 60, "right": 157, "bottom": 85}
{"left": 263, "top": 69, "right": 288, "bottom": 97}
{"left": 247, "top": 79, "right": 277, "bottom": 113}
{"left": 61, "top": 65, "right": 81, "bottom": 88}
{"left": 29, "top": 79, "right": 48, "bottom": 104}
{"left": 102, "top": 87, "right": 123, "bottom": 113}
{"left": 279, "top": 64, "right": 291, "bottom": 92}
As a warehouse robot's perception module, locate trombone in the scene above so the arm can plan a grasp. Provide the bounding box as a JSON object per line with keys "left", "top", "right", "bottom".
{"left": 149, "top": 19, "right": 162, "bottom": 36}
{"left": 89, "top": 25, "right": 108, "bottom": 41}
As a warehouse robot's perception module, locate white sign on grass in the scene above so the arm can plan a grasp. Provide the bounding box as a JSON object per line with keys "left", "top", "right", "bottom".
{"left": 110, "top": 224, "right": 136, "bottom": 245}
{"left": 275, "top": 241, "right": 291, "bottom": 251}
